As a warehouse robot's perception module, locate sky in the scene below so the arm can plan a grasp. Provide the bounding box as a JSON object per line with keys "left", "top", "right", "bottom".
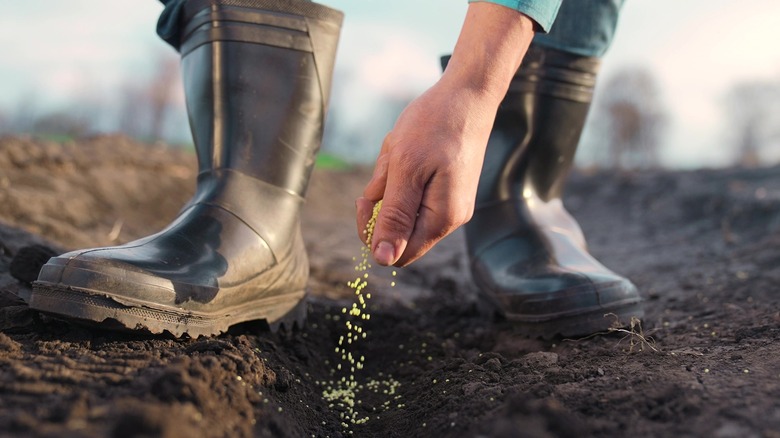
{"left": 1, "top": 1, "right": 779, "bottom": 168}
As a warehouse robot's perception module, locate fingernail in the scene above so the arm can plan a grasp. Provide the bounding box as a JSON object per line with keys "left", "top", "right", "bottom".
{"left": 374, "top": 241, "right": 396, "bottom": 266}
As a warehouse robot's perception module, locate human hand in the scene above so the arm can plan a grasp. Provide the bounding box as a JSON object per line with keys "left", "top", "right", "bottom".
{"left": 354, "top": 2, "right": 535, "bottom": 267}
{"left": 355, "top": 78, "right": 499, "bottom": 267}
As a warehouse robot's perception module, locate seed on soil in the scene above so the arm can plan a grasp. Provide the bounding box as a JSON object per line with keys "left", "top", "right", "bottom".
{"left": 320, "top": 200, "right": 403, "bottom": 430}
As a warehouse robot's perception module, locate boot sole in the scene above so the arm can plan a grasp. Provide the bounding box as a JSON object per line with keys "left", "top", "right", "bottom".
{"left": 501, "top": 298, "right": 645, "bottom": 340}
{"left": 30, "top": 282, "right": 306, "bottom": 338}
{"left": 478, "top": 277, "right": 645, "bottom": 339}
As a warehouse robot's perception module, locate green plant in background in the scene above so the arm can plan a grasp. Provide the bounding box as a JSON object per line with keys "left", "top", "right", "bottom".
{"left": 316, "top": 152, "right": 351, "bottom": 170}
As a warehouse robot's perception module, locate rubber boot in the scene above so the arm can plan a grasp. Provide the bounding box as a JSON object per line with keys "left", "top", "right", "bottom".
{"left": 445, "top": 45, "right": 643, "bottom": 338}
{"left": 30, "top": 0, "right": 343, "bottom": 337}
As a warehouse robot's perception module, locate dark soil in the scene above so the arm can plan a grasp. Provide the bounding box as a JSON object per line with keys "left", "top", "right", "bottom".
{"left": 1, "top": 135, "right": 779, "bottom": 437}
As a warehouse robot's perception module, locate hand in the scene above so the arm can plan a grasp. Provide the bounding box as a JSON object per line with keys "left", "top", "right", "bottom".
{"left": 355, "top": 2, "right": 535, "bottom": 267}
{"left": 356, "top": 79, "right": 498, "bottom": 267}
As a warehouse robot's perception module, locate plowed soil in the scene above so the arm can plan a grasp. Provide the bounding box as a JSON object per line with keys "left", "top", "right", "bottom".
{"left": 1, "top": 136, "right": 779, "bottom": 437}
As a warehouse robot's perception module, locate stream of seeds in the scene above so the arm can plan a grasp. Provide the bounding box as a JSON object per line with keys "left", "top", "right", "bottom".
{"left": 320, "top": 200, "right": 402, "bottom": 431}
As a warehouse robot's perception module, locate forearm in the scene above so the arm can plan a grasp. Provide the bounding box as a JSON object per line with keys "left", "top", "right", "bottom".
{"left": 442, "top": 2, "right": 536, "bottom": 105}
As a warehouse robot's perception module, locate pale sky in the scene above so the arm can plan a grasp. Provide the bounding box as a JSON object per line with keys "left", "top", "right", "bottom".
{"left": 1, "top": 1, "right": 779, "bottom": 168}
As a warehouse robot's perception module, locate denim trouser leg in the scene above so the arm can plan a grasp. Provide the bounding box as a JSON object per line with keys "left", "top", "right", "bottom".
{"left": 532, "top": 0, "right": 625, "bottom": 58}
{"left": 156, "top": 0, "right": 186, "bottom": 50}
{"left": 158, "top": 1, "right": 623, "bottom": 57}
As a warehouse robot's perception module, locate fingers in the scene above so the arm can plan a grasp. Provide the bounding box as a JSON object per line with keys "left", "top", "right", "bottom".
{"left": 370, "top": 152, "right": 427, "bottom": 266}
{"left": 356, "top": 135, "right": 392, "bottom": 244}
{"left": 363, "top": 136, "right": 390, "bottom": 201}
{"left": 389, "top": 207, "right": 440, "bottom": 266}
{"left": 356, "top": 135, "right": 473, "bottom": 267}
{"left": 393, "top": 176, "right": 472, "bottom": 266}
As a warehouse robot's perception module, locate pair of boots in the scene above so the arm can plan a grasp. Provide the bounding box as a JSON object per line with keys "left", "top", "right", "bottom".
{"left": 30, "top": 0, "right": 642, "bottom": 338}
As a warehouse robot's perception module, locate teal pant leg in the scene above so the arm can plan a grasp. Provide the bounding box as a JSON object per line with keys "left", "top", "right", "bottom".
{"left": 533, "top": 0, "right": 625, "bottom": 57}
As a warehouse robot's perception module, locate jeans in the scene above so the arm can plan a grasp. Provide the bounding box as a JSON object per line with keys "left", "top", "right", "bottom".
{"left": 533, "top": 0, "right": 625, "bottom": 58}
{"left": 156, "top": 0, "right": 185, "bottom": 50}
{"left": 156, "top": 0, "right": 624, "bottom": 58}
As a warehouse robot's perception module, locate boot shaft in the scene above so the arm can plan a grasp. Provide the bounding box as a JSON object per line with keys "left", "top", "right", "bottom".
{"left": 476, "top": 45, "right": 600, "bottom": 205}
{"left": 179, "top": 0, "right": 343, "bottom": 197}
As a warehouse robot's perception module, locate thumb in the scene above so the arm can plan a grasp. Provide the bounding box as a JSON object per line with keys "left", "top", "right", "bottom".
{"left": 371, "top": 164, "right": 426, "bottom": 266}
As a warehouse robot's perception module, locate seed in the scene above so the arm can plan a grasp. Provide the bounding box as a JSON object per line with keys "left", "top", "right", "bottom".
{"left": 320, "top": 199, "right": 403, "bottom": 432}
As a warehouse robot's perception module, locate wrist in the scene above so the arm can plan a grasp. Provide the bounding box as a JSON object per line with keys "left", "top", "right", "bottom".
{"left": 440, "top": 59, "right": 513, "bottom": 107}
{"left": 443, "top": 3, "right": 535, "bottom": 103}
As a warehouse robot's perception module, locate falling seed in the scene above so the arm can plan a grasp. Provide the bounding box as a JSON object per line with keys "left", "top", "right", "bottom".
{"left": 321, "top": 200, "right": 404, "bottom": 431}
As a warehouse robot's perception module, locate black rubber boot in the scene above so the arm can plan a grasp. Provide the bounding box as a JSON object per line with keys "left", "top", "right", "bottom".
{"left": 446, "top": 45, "right": 643, "bottom": 338}
{"left": 30, "top": 0, "right": 343, "bottom": 337}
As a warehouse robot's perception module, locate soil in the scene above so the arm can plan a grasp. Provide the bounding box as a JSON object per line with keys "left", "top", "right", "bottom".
{"left": 1, "top": 135, "right": 780, "bottom": 437}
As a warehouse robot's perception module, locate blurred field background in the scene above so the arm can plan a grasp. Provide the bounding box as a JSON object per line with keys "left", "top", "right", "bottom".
{"left": 1, "top": 0, "right": 779, "bottom": 170}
